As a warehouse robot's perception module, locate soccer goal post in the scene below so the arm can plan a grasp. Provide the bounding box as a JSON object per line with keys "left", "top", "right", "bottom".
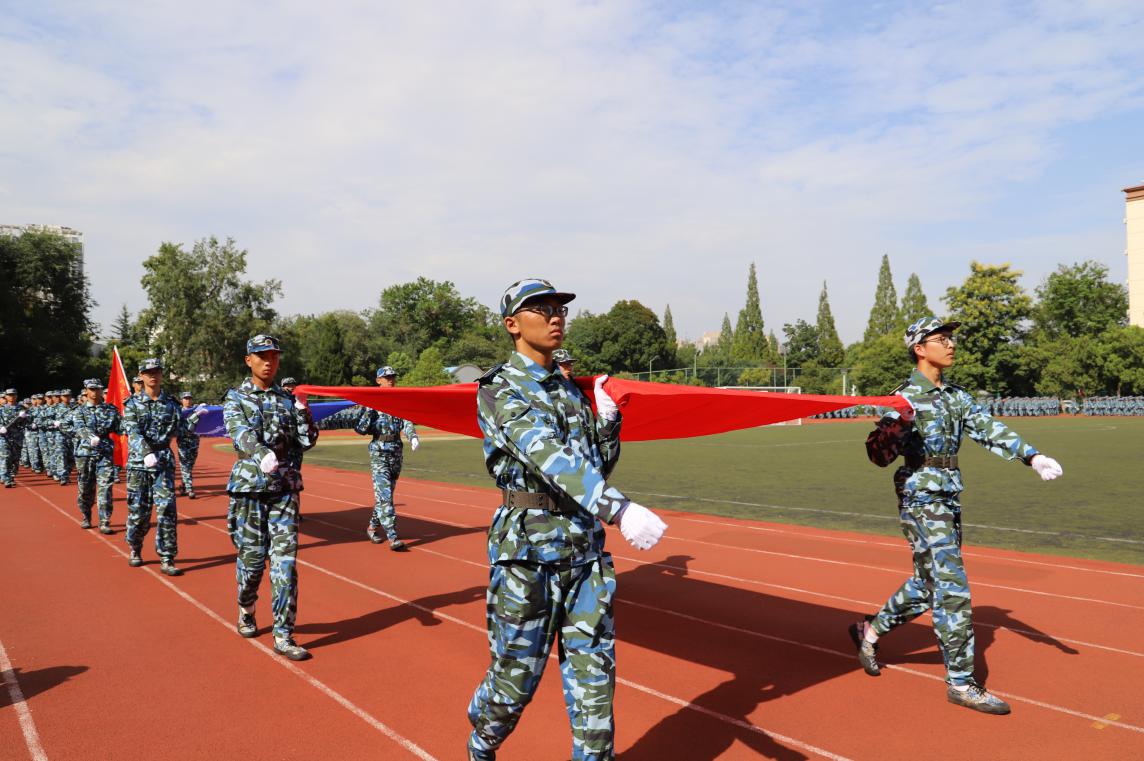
{"left": 716, "top": 386, "right": 804, "bottom": 426}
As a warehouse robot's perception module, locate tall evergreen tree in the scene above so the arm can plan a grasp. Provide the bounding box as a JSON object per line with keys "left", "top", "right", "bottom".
{"left": 110, "top": 304, "right": 135, "bottom": 344}
{"left": 864, "top": 254, "right": 900, "bottom": 341}
{"left": 731, "top": 262, "right": 772, "bottom": 363}
{"left": 662, "top": 305, "right": 677, "bottom": 348}
{"left": 816, "top": 281, "right": 845, "bottom": 367}
{"left": 900, "top": 273, "right": 932, "bottom": 326}
{"left": 717, "top": 313, "right": 734, "bottom": 357}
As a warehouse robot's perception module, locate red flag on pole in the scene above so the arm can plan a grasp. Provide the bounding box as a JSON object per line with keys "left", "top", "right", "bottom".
{"left": 107, "top": 346, "right": 131, "bottom": 468}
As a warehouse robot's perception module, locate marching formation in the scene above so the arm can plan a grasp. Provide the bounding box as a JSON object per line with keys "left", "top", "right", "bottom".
{"left": 1, "top": 280, "right": 1075, "bottom": 761}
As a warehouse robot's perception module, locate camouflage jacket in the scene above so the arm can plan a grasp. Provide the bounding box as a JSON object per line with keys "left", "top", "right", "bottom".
{"left": 223, "top": 378, "right": 318, "bottom": 494}
{"left": 867, "top": 368, "right": 1038, "bottom": 506}
{"left": 353, "top": 406, "right": 417, "bottom": 454}
{"left": 122, "top": 390, "right": 181, "bottom": 470}
{"left": 0, "top": 403, "right": 28, "bottom": 437}
{"left": 70, "top": 402, "right": 122, "bottom": 459}
{"left": 176, "top": 408, "right": 205, "bottom": 447}
{"left": 58, "top": 401, "right": 78, "bottom": 437}
{"left": 39, "top": 404, "right": 61, "bottom": 433}
{"left": 25, "top": 406, "right": 43, "bottom": 431}
{"left": 478, "top": 351, "right": 627, "bottom": 566}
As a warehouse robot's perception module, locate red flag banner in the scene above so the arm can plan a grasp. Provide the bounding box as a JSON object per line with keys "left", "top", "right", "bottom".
{"left": 107, "top": 347, "right": 131, "bottom": 468}
{"left": 295, "top": 376, "right": 910, "bottom": 441}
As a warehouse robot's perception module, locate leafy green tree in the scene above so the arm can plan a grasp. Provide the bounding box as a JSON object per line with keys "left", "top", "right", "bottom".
{"left": 864, "top": 254, "right": 900, "bottom": 341}
{"left": 1033, "top": 260, "right": 1128, "bottom": 339}
{"left": 943, "top": 262, "right": 1032, "bottom": 393}
{"left": 849, "top": 333, "right": 913, "bottom": 396}
{"left": 403, "top": 346, "right": 453, "bottom": 387}
{"left": 386, "top": 351, "right": 415, "bottom": 376}
{"left": 816, "top": 282, "right": 845, "bottom": 367}
{"left": 303, "top": 313, "right": 349, "bottom": 385}
{"left": 716, "top": 313, "right": 734, "bottom": 360}
{"left": 782, "top": 320, "right": 820, "bottom": 366}
{"left": 0, "top": 228, "right": 98, "bottom": 390}
{"left": 565, "top": 301, "right": 671, "bottom": 374}
{"left": 1097, "top": 326, "right": 1144, "bottom": 394}
{"left": 662, "top": 304, "right": 679, "bottom": 367}
{"left": 137, "top": 236, "right": 280, "bottom": 398}
{"left": 731, "top": 263, "right": 774, "bottom": 364}
{"left": 900, "top": 273, "right": 932, "bottom": 326}
{"left": 369, "top": 277, "right": 490, "bottom": 360}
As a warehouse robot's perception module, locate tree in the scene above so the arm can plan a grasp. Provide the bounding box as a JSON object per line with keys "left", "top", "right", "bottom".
{"left": 304, "top": 313, "right": 349, "bottom": 385}
{"left": 565, "top": 301, "right": 671, "bottom": 374}
{"left": 386, "top": 351, "right": 415, "bottom": 376}
{"left": 369, "top": 277, "right": 491, "bottom": 361}
{"left": 782, "top": 320, "right": 820, "bottom": 366}
{"left": 662, "top": 304, "right": 679, "bottom": 367}
{"left": 816, "top": 282, "right": 845, "bottom": 367}
{"left": 731, "top": 263, "right": 774, "bottom": 364}
{"left": 1033, "top": 260, "right": 1128, "bottom": 340}
{"left": 403, "top": 346, "right": 453, "bottom": 387}
{"left": 717, "top": 313, "right": 734, "bottom": 359}
{"left": 0, "top": 228, "right": 98, "bottom": 390}
{"left": 943, "top": 262, "right": 1032, "bottom": 393}
{"left": 864, "top": 254, "right": 900, "bottom": 341}
{"left": 900, "top": 273, "right": 932, "bottom": 326}
{"left": 849, "top": 333, "right": 913, "bottom": 396}
{"left": 1097, "top": 326, "right": 1144, "bottom": 395}
{"left": 137, "top": 236, "right": 281, "bottom": 399}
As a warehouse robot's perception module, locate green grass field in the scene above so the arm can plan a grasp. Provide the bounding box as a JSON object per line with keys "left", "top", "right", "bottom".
{"left": 293, "top": 417, "right": 1144, "bottom": 565}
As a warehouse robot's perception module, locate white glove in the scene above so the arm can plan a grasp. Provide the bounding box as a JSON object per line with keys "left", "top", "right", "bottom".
{"left": 53, "top": 421, "right": 61, "bottom": 428}
{"left": 1031, "top": 455, "right": 1063, "bottom": 481}
{"left": 594, "top": 375, "right": 619, "bottom": 421}
{"left": 294, "top": 399, "right": 306, "bottom": 410}
{"left": 259, "top": 450, "right": 279, "bottom": 474}
{"left": 0, "top": 427, "right": 6, "bottom": 435}
{"left": 89, "top": 436, "right": 101, "bottom": 446}
{"left": 618, "top": 502, "right": 667, "bottom": 550}
{"left": 18, "top": 410, "right": 26, "bottom": 418}
{"left": 410, "top": 437, "right": 420, "bottom": 452}
{"left": 142, "top": 452, "right": 158, "bottom": 468}
{"left": 897, "top": 397, "right": 916, "bottom": 424}
{"left": 195, "top": 403, "right": 208, "bottom": 413}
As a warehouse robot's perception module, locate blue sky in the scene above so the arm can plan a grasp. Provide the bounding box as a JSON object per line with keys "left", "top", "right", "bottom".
{"left": 2, "top": 1, "right": 1142, "bottom": 346}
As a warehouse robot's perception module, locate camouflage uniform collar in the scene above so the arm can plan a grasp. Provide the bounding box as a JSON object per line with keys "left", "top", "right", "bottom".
{"left": 138, "top": 389, "right": 176, "bottom": 404}
{"left": 239, "top": 377, "right": 283, "bottom": 395}
{"left": 508, "top": 351, "right": 561, "bottom": 382}
{"left": 908, "top": 368, "right": 943, "bottom": 393}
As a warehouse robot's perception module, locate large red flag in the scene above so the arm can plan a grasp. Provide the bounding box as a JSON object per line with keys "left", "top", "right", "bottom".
{"left": 295, "top": 376, "right": 910, "bottom": 441}
{"left": 107, "top": 347, "right": 131, "bottom": 468}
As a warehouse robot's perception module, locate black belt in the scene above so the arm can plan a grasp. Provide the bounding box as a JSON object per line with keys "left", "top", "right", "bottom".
{"left": 373, "top": 435, "right": 400, "bottom": 444}
{"left": 501, "top": 487, "right": 559, "bottom": 512}
{"left": 921, "top": 454, "right": 959, "bottom": 469}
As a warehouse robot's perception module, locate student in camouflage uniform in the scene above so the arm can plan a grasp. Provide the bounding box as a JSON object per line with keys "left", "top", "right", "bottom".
{"left": 279, "top": 377, "right": 298, "bottom": 394}
{"left": 223, "top": 335, "right": 318, "bottom": 661}
{"left": 176, "top": 391, "right": 208, "bottom": 499}
{"left": 466, "top": 279, "right": 667, "bottom": 761}
{"left": 41, "top": 392, "right": 60, "bottom": 481}
{"left": 122, "top": 359, "right": 183, "bottom": 575}
{"left": 26, "top": 394, "right": 45, "bottom": 473}
{"left": 354, "top": 366, "right": 419, "bottom": 550}
{"left": 552, "top": 348, "right": 576, "bottom": 380}
{"left": 0, "top": 389, "right": 28, "bottom": 487}
{"left": 56, "top": 388, "right": 77, "bottom": 485}
{"left": 853, "top": 316, "right": 1063, "bottom": 715}
{"left": 71, "top": 379, "right": 122, "bottom": 533}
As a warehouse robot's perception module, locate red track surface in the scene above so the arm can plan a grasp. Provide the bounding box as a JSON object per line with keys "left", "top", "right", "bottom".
{"left": 2, "top": 441, "right": 1142, "bottom": 760}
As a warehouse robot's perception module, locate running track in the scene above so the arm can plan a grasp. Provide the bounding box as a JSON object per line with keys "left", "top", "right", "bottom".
{"left": 1, "top": 441, "right": 1141, "bottom": 760}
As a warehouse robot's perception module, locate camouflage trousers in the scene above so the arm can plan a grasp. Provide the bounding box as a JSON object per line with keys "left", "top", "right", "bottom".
{"left": 367, "top": 450, "right": 403, "bottom": 540}
{"left": 39, "top": 432, "right": 52, "bottom": 473}
{"left": 468, "top": 555, "right": 617, "bottom": 761}
{"left": 872, "top": 499, "right": 975, "bottom": 685}
{"left": 75, "top": 455, "right": 116, "bottom": 523}
{"left": 19, "top": 433, "right": 30, "bottom": 468}
{"left": 125, "top": 467, "right": 178, "bottom": 560}
{"left": 227, "top": 492, "right": 300, "bottom": 640}
{"left": 0, "top": 438, "right": 15, "bottom": 484}
{"left": 25, "top": 432, "right": 43, "bottom": 471}
{"left": 178, "top": 443, "right": 199, "bottom": 493}
{"left": 57, "top": 434, "right": 74, "bottom": 482}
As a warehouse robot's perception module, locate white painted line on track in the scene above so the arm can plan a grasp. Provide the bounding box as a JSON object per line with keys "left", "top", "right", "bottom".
{"left": 24, "top": 487, "right": 437, "bottom": 761}
{"left": 0, "top": 636, "right": 49, "bottom": 761}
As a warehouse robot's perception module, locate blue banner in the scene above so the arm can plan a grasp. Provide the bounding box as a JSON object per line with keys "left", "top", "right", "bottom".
{"left": 187, "top": 400, "right": 355, "bottom": 437}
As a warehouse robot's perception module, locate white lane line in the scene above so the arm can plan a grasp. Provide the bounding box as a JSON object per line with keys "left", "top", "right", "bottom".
{"left": 0, "top": 637, "right": 49, "bottom": 761}
{"left": 183, "top": 500, "right": 857, "bottom": 759}
{"left": 24, "top": 487, "right": 437, "bottom": 761}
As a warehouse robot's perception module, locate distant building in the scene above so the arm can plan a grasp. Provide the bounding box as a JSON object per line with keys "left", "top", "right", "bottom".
{"left": 1126, "top": 184, "right": 1144, "bottom": 327}
{"left": 445, "top": 364, "right": 484, "bottom": 384}
{"left": 694, "top": 330, "right": 721, "bottom": 349}
{"left": 0, "top": 223, "right": 85, "bottom": 279}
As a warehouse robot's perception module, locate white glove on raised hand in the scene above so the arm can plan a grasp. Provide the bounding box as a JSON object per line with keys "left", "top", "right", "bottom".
{"left": 142, "top": 452, "right": 158, "bottom": 468}
{"left": 259, "top": 450, "right": 279, "bottom": 474}
{"left": 18, "top": 410, "right": 26, "bottom": 418}
{"left": 0, "top": 427, "right": 6, "bottom": 435}
{"left": 594, "top": 375, "right": 619, "bottom": 421}
{"left": 195, "top": 403, "right": 208, "bottom": 413}
{"left": 410, "top": 437, "right": 420, "bottom": 452}
{"left": 618, "top": 502, "right": 667, "bottom": 550}
{"left": 1031, "top": 455, "right": 1063, "bottom": 481}
{"left": 89, "top": 436, "right": 101, "bottom": 447}
{"left": 294, "top": 399, "right": 307, "bottom": 410}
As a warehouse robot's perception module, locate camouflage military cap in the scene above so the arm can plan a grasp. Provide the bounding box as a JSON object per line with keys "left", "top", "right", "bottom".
{"left": 904, "top": 316, "right": 961, "bottom": 351}
{"left": 4, "top": 388, "right": 16, "bottom": 396}
{"left": 376, "top": 366, "right": 397, "bottom": 378}
{"left": 280, "top": 377, "right": 298, "bottom": 387}
{"left": 499, "top": 278, "right": 575, "bottom": 318}
{"left": 552, "top": 348, "right": 575, "bottom": 364}
{"left": 32, "top": 393, "right": 43, "bottom": 400}
{"left": 139, "top": 357, "right": 163, "bottom": 372}
{"left": 246, "top": 334, "right": 281, "bottom": 354}
{"left": 132, "top": 375, "right": 143, "bottom": 384}
{"left": 83, "top": 378, "right": 103, "bottom": 390}
{"left": 60, "top": 388, "right": 73, "bottom": 396}
{"left": 179, "top": 391, "right": 193, "bottom": 399}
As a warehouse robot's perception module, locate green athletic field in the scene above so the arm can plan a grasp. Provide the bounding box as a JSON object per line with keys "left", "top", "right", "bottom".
{"left": 297, "top": 417, "right": 1144, "bottom": 565}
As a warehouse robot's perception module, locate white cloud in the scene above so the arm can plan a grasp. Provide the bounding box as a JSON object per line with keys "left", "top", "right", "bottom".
{"left": 1, "top": 0, "right": 1142, "bottom": 349}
